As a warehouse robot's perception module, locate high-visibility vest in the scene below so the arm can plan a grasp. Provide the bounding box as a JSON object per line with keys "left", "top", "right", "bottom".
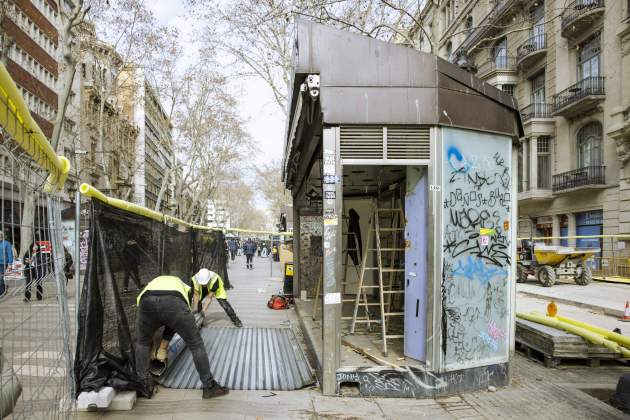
{"left": 192, "top": 272, "right": 227, "bottom": 300}
{"left": 137, "top": 275, "right": 192, "bottom": 308}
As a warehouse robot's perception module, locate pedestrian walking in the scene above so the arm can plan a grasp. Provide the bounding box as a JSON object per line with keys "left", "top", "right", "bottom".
{"left": 243, "top": 238, "right": 256, "bottom": 269}
{"left": 0, "top": 231, "right": 13, "bottom": 298}
{"left": 135, "top": 273, "right": 229, "bottom": 399}
{"left": 228, "top": 239, "right": 237, "bottom": 262}
{"left": 23, "top": 243, "right": 48, "bottom": 302}
{"left": 122, "top": 239, "right": 144, "bottom": 293}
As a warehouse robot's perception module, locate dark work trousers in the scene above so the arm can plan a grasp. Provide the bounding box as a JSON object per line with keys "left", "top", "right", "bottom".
{"left": 135, "top": 294, "right": 215, "bottom": 389}
{"left": 163, "top": 298, "right": 241, "bottom": 342}
{"left": 217, "top": 298, "right": 241, "bottom": 325}
{"left": 245, "top": 254, "right": 253, "bottom": 268}
{"left": 230, "top": 250, "right": 236, "bottom": 261}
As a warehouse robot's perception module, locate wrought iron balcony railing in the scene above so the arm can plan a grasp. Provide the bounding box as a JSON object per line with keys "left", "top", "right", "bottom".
{"left": 552, "top": 165, "right": 605, "bottom": 192}
{"left": 476, "top": 56, "right": 517, "bottom": 78}
{"left": 553, "top": 76, "right": 605, "bottom": 113}
{"left": 561, "top": 0, "right": 605, "bottom": 32}
{"left": 520, "top": 103, "right": 553, "bottom": 123}
{"left": 517, "top": 33, "right": 546, "bottom": 62}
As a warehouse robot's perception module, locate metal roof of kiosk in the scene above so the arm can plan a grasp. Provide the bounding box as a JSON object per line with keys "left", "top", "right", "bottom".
{"left": 282, "top": 19, "right": 524, "bottom": 188}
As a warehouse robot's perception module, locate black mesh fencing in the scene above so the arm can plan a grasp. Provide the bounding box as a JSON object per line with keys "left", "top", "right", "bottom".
{"left": 74, "top": 200, "right": 228, "bottom": 396}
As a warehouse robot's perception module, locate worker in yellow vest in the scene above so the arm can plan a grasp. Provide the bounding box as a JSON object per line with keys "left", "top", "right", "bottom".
{"left": 135, "top": 274, "right": 229, "bottom": 399}
{"left": 193, "top": 268, "right": 242, "bottom": 328}
{"left": 155, "top": 268, "right": 242, "bottom": 363}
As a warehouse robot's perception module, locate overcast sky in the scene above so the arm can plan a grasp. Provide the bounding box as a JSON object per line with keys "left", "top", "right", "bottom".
{"left": 146, "top": 0, "right": 286, "bottom": 168}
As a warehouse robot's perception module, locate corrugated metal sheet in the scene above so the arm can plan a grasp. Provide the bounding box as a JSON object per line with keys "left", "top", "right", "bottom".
{"left": 158, "top": 327, "right": 314, "bottom": 390}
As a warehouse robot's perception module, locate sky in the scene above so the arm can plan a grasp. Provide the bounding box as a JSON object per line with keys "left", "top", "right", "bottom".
{"left": 146, "top": 0, "right": 286, "bottom": 168}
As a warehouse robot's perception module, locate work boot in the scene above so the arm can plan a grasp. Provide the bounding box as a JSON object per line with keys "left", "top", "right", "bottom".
{"left": 234, "top": 319, "right": 243, "bottom": 328}
{"left": 203, "top": 382, "right": 229, "bottom": 399}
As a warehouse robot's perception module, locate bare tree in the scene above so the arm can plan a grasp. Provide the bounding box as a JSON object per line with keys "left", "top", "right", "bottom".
{"left": 161, "top": 69, "right": 254, "bottom": 222}
{"left": 188, "top": 0, "right": 427, "bottom": 114}
{"left": 255, "top": 159, "right": 291, "bottom": 222}
{"left": 51, "top": 0, "right": 90, "bottom": 151}
{"left": 218, "top": 178, "right": 268, "bottom": 231}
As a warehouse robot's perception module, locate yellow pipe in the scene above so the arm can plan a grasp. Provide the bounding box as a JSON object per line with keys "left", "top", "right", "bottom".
{"left": 555, "top": 315, "right": 630, "bottom": 349}
{"left": 0, "top": 63, "right": 69, "bottom": 190}
{"left": 80, "top": 183, "right": 165, "bottom": 223}
{"left": 517, "top": 312, "right": 630, "bottom": 358}
{"left": 517, "top": 234, "right": 630, "bottom": 241}
{"left": 80, "top": 183, "right": 292, "bottom": 236}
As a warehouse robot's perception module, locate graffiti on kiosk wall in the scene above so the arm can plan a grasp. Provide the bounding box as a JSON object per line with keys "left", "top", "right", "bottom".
{"left": 441, "top": 128, "right": 512, "bottom": 370}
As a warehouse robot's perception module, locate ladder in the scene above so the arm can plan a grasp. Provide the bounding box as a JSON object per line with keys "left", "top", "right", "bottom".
{"left": 350, "top": 203, "right": 405, "bottom": 356}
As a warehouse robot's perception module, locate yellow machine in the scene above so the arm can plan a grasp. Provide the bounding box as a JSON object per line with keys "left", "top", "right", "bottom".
{"left": 517, "top": 241, "right": 599, "bottom": 287}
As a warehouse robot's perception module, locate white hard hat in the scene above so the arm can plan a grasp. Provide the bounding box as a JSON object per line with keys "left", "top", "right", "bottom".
{"left": 195, "top": 268, "right": 212, "bottom": 285}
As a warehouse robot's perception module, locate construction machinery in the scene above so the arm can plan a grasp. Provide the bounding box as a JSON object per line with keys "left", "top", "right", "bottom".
{"left": 517, "top": 241, "right": 599, "bottom": 287}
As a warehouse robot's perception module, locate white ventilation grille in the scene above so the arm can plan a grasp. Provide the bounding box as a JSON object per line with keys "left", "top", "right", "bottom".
{"left": 339, "top": 126, "right": 383, "bottom": 159}
{"left": 339, "top": 125, "right": 430, "bottom": 161}
{"left": 386, "top": 126, "right": 430, "bottom": 160}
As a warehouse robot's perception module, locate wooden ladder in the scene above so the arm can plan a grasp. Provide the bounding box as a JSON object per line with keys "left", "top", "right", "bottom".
{"left": 350, "top": 204, "right": 405, "bottom": 356}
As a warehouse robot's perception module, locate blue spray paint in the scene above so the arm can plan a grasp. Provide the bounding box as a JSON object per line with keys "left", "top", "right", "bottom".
{"left": 446, "top": 146, "right": 469, "bottom": 173}
{"left": 451, "top": 256, "right": 508, "bottom": 283}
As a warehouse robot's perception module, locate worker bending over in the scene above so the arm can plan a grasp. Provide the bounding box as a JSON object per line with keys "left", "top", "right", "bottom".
{"left": 135, "top": 273, "right": 229, "bottom": 399}
{"left": 156, "top": 268, "right": 242, "bottom": 362}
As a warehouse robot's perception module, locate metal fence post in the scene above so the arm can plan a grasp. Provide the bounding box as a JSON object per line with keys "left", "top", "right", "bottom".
{"left": 75, "top": 190, "right": 81, "bottom": 329}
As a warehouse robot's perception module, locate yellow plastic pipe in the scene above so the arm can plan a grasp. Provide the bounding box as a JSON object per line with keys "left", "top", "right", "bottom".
{"left": 517, "top": 312, "right": 630, "bottom": 358}
{"left": 0, "top": 63, "right": 69, "bottom": 190}
{"left": 555, "top": 315, "right": 630, "bottom": 349}
{"left": 80, "top": 183, "right": 166, "bottom": 223}
{"left": 80, "top": 183, "right": 292, "bottom": 236}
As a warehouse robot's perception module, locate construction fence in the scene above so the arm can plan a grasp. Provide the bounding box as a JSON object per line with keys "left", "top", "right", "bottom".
{"left": 1, "top": 65, "right": 74, "bottom": 418}
{"left": 74, "top": 197, "right": 229, "bottom": 398}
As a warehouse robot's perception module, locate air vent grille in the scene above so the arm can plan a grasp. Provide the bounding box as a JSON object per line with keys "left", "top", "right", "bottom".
{"left": 386, "top": 127, "right": 430, "bottom": 160}
{"left": 339, "top": 126, "right": 383, "bottom": 159}
{"left": 339, "top": 126, "right": 430, "bottom": 161}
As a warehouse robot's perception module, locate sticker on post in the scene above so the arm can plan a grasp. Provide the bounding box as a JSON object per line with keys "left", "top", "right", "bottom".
{"left": 479, "top": 235, "right": 490, "bottom": 246}
{"left": 324, "top": 191, "right": 336, "bottom": 200}
{"left": 323, "top": 153, "right": 335, "bottom": 176}
{"left": 324, "top": 292, "right": 341, "bottom": 305}
{"left": 323, "top": 175, "right": 340, "bottom": 184}
{"left": 479, "top": 228, "right": 495, "bottom": 236}
{"left": 429, "top": 185, "right": 441, "bottom": 192}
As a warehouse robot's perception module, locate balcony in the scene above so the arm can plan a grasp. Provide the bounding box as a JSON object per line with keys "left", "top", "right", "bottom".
{"left": 552, "top": 77, "right": 605, "bottom": 118}
{"left": 476, "top": 56, "right": 517, "bottom": 79}
{"left": 521, "top": 103, "right": 554, "bottom": 123}
{"left": 517, "top": 34, "right": 547, "bottom": 67}
{"left": 561, "top": 0, "right": 605, "bottom": 38}
{"left": 552, "top": 165, "right": 606, "bottom": 193}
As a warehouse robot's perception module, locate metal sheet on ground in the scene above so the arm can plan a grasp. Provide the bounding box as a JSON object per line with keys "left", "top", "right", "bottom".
{"left": 158, "top": 327, "right": 314, "bottom": 390}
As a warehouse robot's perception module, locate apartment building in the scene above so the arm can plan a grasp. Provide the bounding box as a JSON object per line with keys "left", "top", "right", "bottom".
{"left": 55, "top": 22, "right": 139, "bottom": 201}
{"left": 207, "top": 200, "right": 230, "bottom": 229}
{"left": 118, "top": 66, "right": 175, "bottom": 212}
{"left": 2, "top": 0, "right": 60, "bottom": 138}
{"left": 422, "top": 0, "right": 630, "bottom": 254}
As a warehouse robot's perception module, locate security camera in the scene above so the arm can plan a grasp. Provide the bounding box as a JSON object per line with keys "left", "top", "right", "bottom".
{"left": 306, "top": 74, "right": 320, "bottom": 100}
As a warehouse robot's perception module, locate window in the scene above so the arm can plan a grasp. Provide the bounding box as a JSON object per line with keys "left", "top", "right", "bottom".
{"left": 577, "top": 122, "right": 603, "bottom": 167}
{"left": 502, "top": 84, "right": 515, "bottom": 97}
{"left": 465, "top": 15, "right": 473, "bottom": 33}
{"left": 537, "top": 137, "right": 551, "bottom": 189}
{"left": 531, "top": 72, "right": 545, "bottom": 106}
{"left": 493, "top": 38, "right": 508, "bottom": 68}
{"left": 532, "top": 3, "right": 545, "bottom": 48}
{"left": 578, "top": 35, "right": 600, "bottom": 80}
{"left": 446, "top": 41, "right": 453, "bottom": 60}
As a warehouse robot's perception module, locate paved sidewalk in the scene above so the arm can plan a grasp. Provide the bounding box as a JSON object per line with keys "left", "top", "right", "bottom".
{"left": 517, "top": 281, "right": 630, "bottom": 317}
{"left": 78, "top": 255, "right": 630, "bottom": 419}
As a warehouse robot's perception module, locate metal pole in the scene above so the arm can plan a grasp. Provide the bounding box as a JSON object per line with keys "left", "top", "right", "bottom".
{"left": 269, "top": 234, "right": 273, "bottom": 277}
{"left": 74, "top": 190, "right": 81, "bottom": 329}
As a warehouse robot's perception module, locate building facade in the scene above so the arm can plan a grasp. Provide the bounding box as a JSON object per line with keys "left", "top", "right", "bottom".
{"left": 2, "top": 0, "right": 60, "bottom": 138}
{"left": 422, "top": 0, "right": 630, "bottom": 254}
{"left": 118, "top": 66, "right": 175, "bottom": 212}
{"left": 60, "top": 22, "right": 139, "bottom": 200}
